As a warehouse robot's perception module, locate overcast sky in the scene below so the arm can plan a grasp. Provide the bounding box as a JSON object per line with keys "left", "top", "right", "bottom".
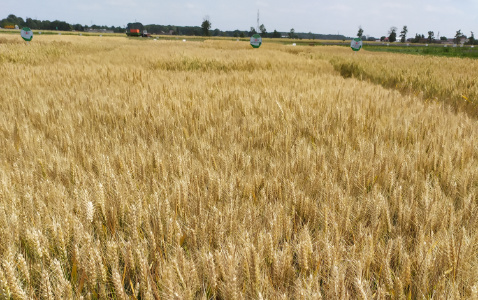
{"left": 4, "top": 0, "right": 478, "bottom": 38}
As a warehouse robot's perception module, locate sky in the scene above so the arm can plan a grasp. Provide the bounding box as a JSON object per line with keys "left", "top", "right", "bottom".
{"left": 4, "top": 0, "right": 478, "bottom": 38}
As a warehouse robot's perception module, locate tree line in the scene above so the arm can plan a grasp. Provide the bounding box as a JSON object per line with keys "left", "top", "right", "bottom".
{"left": 199, "top": 17, "right": 348, "bottom": 40}
{"left": 0, "top": 14, "right": 125, "bottom": 33}
{"left": 357, "top": 25, "right": 477, "bottom": 45}
{"left": 4, "top": 13, "right": 476, "bottom": 44}
{"left": 2, "top": 14, "right": 350, "bottom": 40}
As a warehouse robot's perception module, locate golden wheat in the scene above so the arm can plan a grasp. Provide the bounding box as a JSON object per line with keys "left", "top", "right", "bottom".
{"left": 321, "top": 46, "right": 478, "bottom": 117}
{"left": 0, "top": 33, "right": 477, "bottom": 298}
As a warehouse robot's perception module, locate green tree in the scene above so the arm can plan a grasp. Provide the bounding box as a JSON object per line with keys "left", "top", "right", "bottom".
{"left": 454, "top": 29, "right": 463, "bottom": 44}
{"left": 388, "top": 26, "right": 397, "bottom": 42}
{"left": 427, "top": 31, "right": 434, "bottom": 43}
{"left": 259, "top": 24, "right": 267, "bottom": 36}
{"left": 48, "top": 20, "right": 71, "bottom": 31}
{"left": 357, "top": 26, "right": 363, "bottom": 38}
{"left": 25, "top": 18, "right": 39, "bottom": 29}
{"left": 468, "top": 31, "right": 475, "bottom": 45}
{"left": 201, "top": 16, "right": 211, "bottom": 36}
{"left": 73, "top": 24, "right": 84, "bottom": 31}
{"left": 41, "top": 20, "right": 51, "bottom": 30}
{"left": 249, "top": 27, "right": 257, "bottom": 37}
{"left": 288, "top": 28, "right": 295, "bottom": 39}
{"left": 272, "top": 30, "right": 281, "bottom": 38}
{"left": 399, "top": 25, "right": 408, "bottom": 43}
{"left": 412, "top": 33, "right": 421, "bottom": 43}
{"left": 1, "top": 14, "right": 25, "bottom": 27}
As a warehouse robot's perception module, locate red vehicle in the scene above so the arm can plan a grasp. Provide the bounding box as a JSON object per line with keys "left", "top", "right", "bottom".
{"left": 129, "top": 29, "right": 140, "bottom": 36}
{"left": 126, "top": 23, "right": 150, "bottom": 37}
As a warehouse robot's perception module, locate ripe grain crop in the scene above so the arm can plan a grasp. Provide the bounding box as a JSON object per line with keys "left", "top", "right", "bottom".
{"left": 321, "top": 46, "right": 478, "bottom": 118}
{"left": 0, "top": 33, "right": 477, "bottom": 299}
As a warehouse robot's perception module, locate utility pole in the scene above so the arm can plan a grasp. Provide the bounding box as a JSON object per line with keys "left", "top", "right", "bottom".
{"left": 257, "top": 10, "right": 260, "bottom": 33}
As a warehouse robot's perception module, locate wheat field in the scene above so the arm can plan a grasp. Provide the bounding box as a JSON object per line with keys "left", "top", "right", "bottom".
{"left": 0, "top": 33, "right": 478, "bottom": 299}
